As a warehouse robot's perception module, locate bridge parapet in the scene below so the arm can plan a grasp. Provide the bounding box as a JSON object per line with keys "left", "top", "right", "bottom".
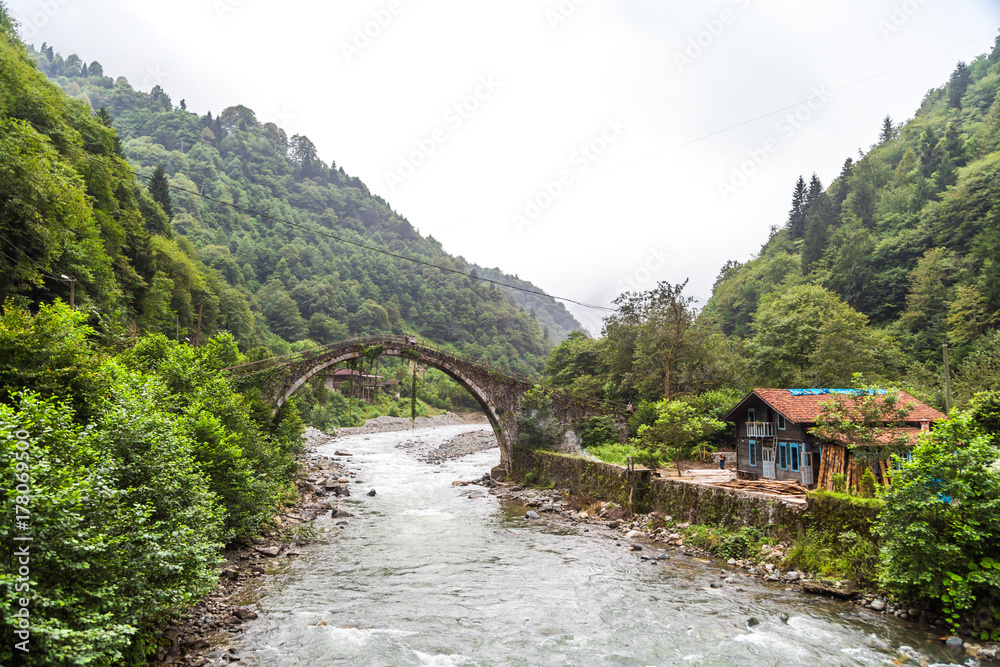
{"left": 226, "top": 335, "right": 627, "bottom": 473}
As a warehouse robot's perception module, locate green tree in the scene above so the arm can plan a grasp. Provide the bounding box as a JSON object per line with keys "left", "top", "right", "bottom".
{"left": 787, "top": 175, "right": 808, "bottom": 238}
{"left": 148, "top": 163, "right": 173, "bottom": 219}
{"left": 879, "top": 115, "right": 896, "bottom": 143}
{"left": 516, "top": 385, "right": 564, "bottom": 450}
{"left": 809, "top": 375, "right": 913, "bottom": 470}
{"left": 635, "top": 398, "right": 725, "bottom": 474}
{"left": 878, "top": 412, "right": 1000, "bottom": 635}
{"left": 749, "top": 285, "right": 902, "bottom": 387}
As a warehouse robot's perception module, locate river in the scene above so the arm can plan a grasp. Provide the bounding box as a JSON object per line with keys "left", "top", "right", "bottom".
{"left": 236, "top": 424, "right": 965, "bottom": 666}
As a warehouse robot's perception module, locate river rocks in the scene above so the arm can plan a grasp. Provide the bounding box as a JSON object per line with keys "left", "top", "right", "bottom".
{"left": 746, "top": 617, "right": 760, "bottom": 627}
{"left": 945, "top": 636, "right": 964, "bottom": 647}
{"left": 254, "top": 545, "right": 282, "bottom": 557}
{"left": 525, "top": 510, "right": 541, "bottom": 520}
{"left": 334, "top": 451, "right": 353, "bottom": 457}
{"left": 710, "top": 581, "right": 723, "bottom": 589}
{"left": 625, "top": 530, "right": 644, "bottom": 539}
{"left": 332, "top": 509, "right": 353, "bottom": 518}
{"left": 367, "top": 489, "right": 377, "bottom": 496}
{"left": 785, "top": 571, "right": 801, "bottom": 581}
{"left": 607, "top": 521, "right": 620, "bottom": 529}
{"left": 870, "top": 598, "right": 886, "bottom": 611}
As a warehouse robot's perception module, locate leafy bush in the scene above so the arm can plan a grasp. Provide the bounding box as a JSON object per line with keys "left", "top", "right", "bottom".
{"left": 0, "top": 391, "right": 224, "bottom": 666}
{"left": 878, "top": 413, "right": 1000, "bottom": 632}
{"left": 515, "top": 385, "right": 564, "bottom": 450}
{"left": 578, "top": 415, "right": 619, "bottom": 449}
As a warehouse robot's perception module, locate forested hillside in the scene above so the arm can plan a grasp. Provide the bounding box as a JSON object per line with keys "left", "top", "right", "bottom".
{"left": 542, "top": 38, "right": 1000, "bottom": 420}
{"left": 703, "top": 38, "right": 1000, "bottom": 408}
{"left": 16, "top": 40, "right": 581, "bottom": 378}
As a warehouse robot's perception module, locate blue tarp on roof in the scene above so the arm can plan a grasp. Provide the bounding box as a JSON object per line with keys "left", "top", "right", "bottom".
{"left": 786, "top": 388, "right": 887, "bottom": 396}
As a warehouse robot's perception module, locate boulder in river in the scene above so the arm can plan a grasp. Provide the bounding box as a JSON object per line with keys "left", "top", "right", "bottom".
{"left": 335, "top": 451, "right": 353, "bottom": 457}
{"left": 525, "top": 510, "right": 541, "bottom": 520}
{"left": 367, "top": 489, "right": 377, "bottom": 496}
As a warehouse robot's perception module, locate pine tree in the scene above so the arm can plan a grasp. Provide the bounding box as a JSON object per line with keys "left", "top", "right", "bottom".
{"left": 148, "top": 165, "right": 173, "bottom": 219}
{"left": 806, "top": 173, "right": 823, "bottom": 213}
{"left": 943, "top": 122, "right": 965, "bottom": 166}
{"left": 919, "top": 129, "right": 941, "bottom": 178}
{"left": 832, "top": 158, "right": 854, "bottom": 210}
{"left": 787, "top": 176, "right": 808, "bottom": 239}
{"left": 948, "top": 61, "right": 971, "bottom": 108}
{"left": 879, "top": 115, "right": 895, "bottom": 143}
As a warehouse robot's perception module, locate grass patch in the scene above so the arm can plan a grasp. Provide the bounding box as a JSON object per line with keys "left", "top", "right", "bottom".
{"left": 682, "top": 524, "right": 770, "bottom": 561}
{"left": 585, "top": 442, "right": 666, "bottom": 467}
{"left": 783, "top": 528, "right": 879, "bottom": 585}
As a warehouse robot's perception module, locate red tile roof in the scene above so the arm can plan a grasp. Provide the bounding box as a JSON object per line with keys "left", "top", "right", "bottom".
{"left": 734, "top": 388, "right": 946, "bottom": 424}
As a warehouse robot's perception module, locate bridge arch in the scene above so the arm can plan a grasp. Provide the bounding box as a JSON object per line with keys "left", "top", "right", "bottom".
{"left": 229, "top": 336, "right": 626, "bottom": 474}
{"left": 277, "top": 344, "right": 511, "bottom": 458}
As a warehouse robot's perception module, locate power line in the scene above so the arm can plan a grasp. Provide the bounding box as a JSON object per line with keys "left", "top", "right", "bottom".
{"left": 599, "top": 33, "right": 996, "bottom": 177}
{"left": 130, "top": 165, "right": 616, "bottom": 312}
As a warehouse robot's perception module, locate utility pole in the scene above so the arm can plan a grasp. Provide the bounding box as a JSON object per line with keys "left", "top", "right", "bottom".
{"left": 194, "top": 291, "right": 206, "bottom": 347}
{"left": 60, "top": 274, "right": 75, "bottom": 308}
{"left": 942, "top": 342, "right": 953, "bottom": 413}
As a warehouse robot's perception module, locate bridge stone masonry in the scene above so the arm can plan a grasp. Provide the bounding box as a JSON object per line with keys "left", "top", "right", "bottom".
{"left": 225, "top": 336, "right": 629, "bottom": 475}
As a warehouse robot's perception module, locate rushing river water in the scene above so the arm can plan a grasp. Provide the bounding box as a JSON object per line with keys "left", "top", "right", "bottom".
{"left": 237, "top": 424, "right": 966, "bottom": 666}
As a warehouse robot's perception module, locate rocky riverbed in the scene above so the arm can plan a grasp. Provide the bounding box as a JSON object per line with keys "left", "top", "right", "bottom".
{"left": 481, "top": 482, "right": 1000, "bottom": 664}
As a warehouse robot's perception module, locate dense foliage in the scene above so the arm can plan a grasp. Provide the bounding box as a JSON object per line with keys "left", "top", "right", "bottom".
{"left": 877, "top": 413, "right": 1000, "bottom": 637}
{"left": 0, "top": 300, "right": 302, "bottom": 665}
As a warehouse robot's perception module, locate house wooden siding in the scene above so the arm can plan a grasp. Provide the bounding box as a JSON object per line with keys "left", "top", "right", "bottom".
{"left": 729, "top": 394, "right": 819, "bottom": 485}
{"left": 725, "top": 388, "right": 945, "bottom": 491}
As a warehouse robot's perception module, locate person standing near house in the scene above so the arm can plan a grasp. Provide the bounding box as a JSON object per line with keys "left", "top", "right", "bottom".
{"left": 719, "top": 454, "right": 726, "bottom": 470}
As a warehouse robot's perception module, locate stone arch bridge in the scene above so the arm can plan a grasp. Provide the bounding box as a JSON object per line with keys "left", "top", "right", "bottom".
{"left": 226, "top": 336, "right": 628, "bottom": 475}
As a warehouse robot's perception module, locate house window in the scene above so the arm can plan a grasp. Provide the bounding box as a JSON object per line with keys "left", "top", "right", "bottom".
{"left": 790, "top": 443, "right": 799, "bottom": 472}
{"left": 747, "top": 408, "right": 756, "bottom": 423}
{"left": 778, "top": 442, "right": 788, "bottom": 470}
{"left": 777, "top": 415, "right": 786, "bottom": 430}
{"left": 748, "top": 440, "right": 757, "bottom": 467}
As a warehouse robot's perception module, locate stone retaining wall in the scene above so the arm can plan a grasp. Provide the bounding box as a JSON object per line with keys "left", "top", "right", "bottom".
{"left": 512, "top": 449, "right": 807, "bottom": 539}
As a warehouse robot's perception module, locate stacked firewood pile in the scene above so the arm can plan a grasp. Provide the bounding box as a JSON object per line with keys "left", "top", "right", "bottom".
{"left": 714, "top": 479, "right": 808, "bottom": 495}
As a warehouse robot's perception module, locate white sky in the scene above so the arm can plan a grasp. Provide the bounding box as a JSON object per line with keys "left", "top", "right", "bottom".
{"left": 8, "top": 0, "right": 1000, "bottom": 334}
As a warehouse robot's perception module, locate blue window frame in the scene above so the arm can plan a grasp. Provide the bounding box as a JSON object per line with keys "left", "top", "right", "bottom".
{"left": 778, "top": 442, "right": 788, "bottom": 470}
{"left": 777, "top": 414, "right": 786, "bottom": 430}
{"left": 748, "top": 439, "right": 757, "bottom": 467}
{"left": 747, "top": 408, "right": 755, "bottom": 423}
{"left": 790, "top": 443, "right": 799, "bottom": 472}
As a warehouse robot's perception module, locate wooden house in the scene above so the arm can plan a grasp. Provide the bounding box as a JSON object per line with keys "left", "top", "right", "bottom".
{"left": 724, "top": 389, "right": 945, "bottom": 491}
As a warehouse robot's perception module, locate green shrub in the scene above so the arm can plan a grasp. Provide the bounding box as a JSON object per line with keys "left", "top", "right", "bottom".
{"left": 578, "top": 415, "right": 619, "bottom": 449}
{"left": 878, "top": 413, "right": 1000, "bottom": 634}
{"left": 831, "top": 473, "right": 846, "bottom": 494}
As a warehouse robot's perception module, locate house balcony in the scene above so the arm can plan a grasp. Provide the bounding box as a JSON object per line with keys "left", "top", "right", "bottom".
{"left": 746, "top": 421, "right": 775, "bottom": 438}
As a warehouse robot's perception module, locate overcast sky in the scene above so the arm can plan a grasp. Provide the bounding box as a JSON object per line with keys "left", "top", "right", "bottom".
{"left": 8, "top": 0, "right": 1000, "bottom": 333}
